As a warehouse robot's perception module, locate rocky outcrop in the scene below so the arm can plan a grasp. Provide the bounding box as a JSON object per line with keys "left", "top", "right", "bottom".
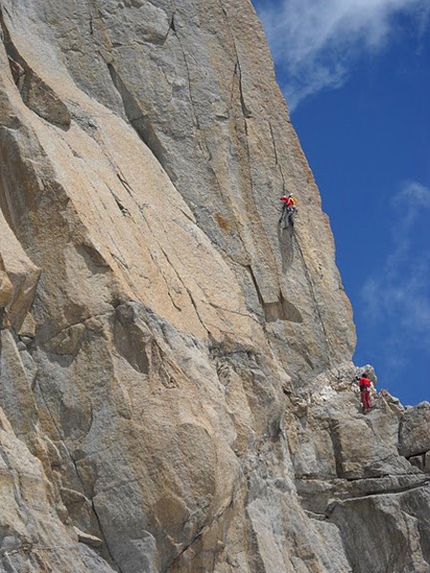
{"left": 0, "top": 1, "right": 428, "bottom": 572}
{"left": 399, "top": 402, "right": 430, "bottom": 472}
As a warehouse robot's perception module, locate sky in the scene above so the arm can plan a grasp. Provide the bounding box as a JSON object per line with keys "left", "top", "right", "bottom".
{"left": 252, "top": 0, "right": 430, "bottom": 406}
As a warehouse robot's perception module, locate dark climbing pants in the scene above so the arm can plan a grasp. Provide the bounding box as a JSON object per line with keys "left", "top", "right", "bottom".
{"left": 280, "top": 206, "right": 296, "bottom": 228}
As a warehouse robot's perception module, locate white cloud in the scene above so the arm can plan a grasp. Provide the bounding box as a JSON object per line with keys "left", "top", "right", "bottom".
{"left": 254, "top": 0, "right": 430, "bottom": 110}
{"left": 361, "top": 182, "right": 430, "bottom": 350}
{"left": 393, "top": 181, "right": 430, "bottom": 213}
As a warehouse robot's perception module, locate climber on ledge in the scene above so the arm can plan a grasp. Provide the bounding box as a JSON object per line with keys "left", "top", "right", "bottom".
{"left": 279, "top": 193, "right": 297, "bottom": 229}
{"left": 357, "top": 373, "right": 372, "bottom": 414}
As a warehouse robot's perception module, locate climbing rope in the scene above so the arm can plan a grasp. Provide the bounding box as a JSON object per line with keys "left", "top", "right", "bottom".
{"left": 292, "top": 227, "right": 334, "bottom": 369}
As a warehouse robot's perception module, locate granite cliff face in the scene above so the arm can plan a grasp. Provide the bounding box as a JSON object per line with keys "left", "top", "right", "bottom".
{"left": 0, "top": 1, "right": 428, "bottom": 572}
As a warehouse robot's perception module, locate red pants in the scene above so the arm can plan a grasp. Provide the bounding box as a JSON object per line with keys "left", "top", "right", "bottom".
{"left": 361, "top": 389, "right": 371, "bottom": 411}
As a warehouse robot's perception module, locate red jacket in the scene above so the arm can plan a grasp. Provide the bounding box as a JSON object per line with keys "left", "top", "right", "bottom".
{"left": 359, "top": 376, "right": 371, "bottom": 389}
{"left": 280, "top": 195, "right": 296, "bottom": 208}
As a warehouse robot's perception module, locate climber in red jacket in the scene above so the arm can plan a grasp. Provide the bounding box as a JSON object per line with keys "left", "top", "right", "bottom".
{"left": 279, "top": 193, "right": 297, "bottom": 228}
{"left": 358, "top": 374, "right": 372, "bottom": 413}
{"left": 280, "top": 193, "right": 296, "bottom": 209}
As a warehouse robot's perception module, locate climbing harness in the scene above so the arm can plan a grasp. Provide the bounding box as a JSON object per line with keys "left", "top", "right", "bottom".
{"left": 279, "top": 204, "right": 298, "bottom": 229}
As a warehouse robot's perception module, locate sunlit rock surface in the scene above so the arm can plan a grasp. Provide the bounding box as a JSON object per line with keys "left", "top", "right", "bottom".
{"left": 0, "top": 1, "right": 428, "bottom": 571}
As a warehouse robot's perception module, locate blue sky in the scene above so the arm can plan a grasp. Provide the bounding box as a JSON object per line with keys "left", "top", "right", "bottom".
{"left": 252, "top": 0, "right": 430, "bottom": 406}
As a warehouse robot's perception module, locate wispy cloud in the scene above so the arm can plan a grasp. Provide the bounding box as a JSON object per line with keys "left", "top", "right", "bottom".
{"left": 393, "top": 181, "right": 430, "bottom": 214}
{"left": 253, "top": 0, "right": 430, "bottom": 110}
{"left": 361, "top": 181, "right": 430, "bottom": 355}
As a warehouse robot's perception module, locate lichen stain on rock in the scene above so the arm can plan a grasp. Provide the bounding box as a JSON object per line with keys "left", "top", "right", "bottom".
{"left": 214, "top": 213, "right": 231, "bottom": 233}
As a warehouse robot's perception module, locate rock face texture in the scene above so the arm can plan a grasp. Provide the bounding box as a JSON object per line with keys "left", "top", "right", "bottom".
{"left": 0, "top": 1, "right": 428, "bottom": 572}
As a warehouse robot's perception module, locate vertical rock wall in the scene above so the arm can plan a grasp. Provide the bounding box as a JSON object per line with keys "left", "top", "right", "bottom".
{"left": 0, "top": 1, "right": 428, "bottom": 572}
